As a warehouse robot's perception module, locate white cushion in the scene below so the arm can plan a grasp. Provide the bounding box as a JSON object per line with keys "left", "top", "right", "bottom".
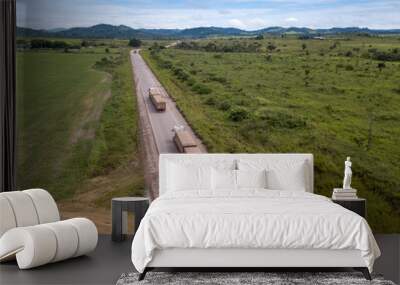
{"left": 43, "top": 221, "right": 79, "bottom": 262}
{"left": 237, "top": 169, "right": 267, "bottom": 189}
{"left": 0, "top": 196, "right": 16, "bottom": 237}
{"left": 23, "top": 189, "right": 60, "bottom": 223}
{"left": 167, "top": 163, "right": 212, "bottom": 192}
{"left": 0, "top": 226, "right": 57, "bottom": 269}
{"left": 66, "top": 218, "right": 98, "bottom": 257}
{"left": 1, "top": 192, "right": 39, "bottom": 227}
{"left": 238, "top": 159, "right": 307, "bottom": 191}
{"left": 266, "top": 162, "right": 307, "bottom": 191}
{"left": 212, "top": 168, "right": 237, "bottom": 191}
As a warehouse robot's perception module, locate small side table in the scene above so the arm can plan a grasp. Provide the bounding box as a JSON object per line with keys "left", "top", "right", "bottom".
{"left": 332, "top": 198, "right": 366, "bottom": 218}
{"left": 112, "top": 197, "right": 149, "bottom": 242}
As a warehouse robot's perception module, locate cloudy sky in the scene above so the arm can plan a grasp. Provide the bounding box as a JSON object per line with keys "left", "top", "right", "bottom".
{"left": 17, "top": 0, "right": 400, "bottom": 30}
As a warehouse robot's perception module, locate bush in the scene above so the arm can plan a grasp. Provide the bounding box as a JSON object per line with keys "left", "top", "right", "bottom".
{"left": 377, "top": 62, "right": 386, "bottom": 71}
{"left": 208, "top": 74, "right": 227, "bottom": 84}
{"left": 205, "top": 97, "right": 217, "bottom": 106}
{"left": 159, "top": 60, "right": 173, "bottom": 69}
{"left": 228, "top": 107, "right": 249, "bottom": 122}
{"left": 345, "top": 51, "right": 353, "bottom": 57}
{"left": 218, "top": 101, "right": 231, "bottom": 111}
{"left": 191, "top": 83, "right": 212, "bottom": 95}
{"left": 172, "top": 67, "right": 189, "bottom": 81}
{"left": 267, "top": 43, "right": 277, "bottom": 52}
{"left": 345, "top": 64, "right": 354, "bottom": 71}
{"left": 128, "top": 38, "right": 142, "bottom": 47}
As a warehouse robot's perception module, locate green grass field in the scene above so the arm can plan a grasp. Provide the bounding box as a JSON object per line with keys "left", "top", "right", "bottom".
{"left": 143, "top": 36, "right": 400, "bottom": 233}
{"left": 17, "top": 47, "right": 143, "bottom": 205}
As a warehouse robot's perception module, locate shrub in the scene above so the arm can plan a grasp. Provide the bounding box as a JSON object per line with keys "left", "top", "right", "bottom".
{"left": 370, "top": 50, "right": 400, "bottom": 61}
{"left": 187, "top": 78, "right": 196, "bottom": 86}
{"left": 208, "top": 74, "right": 227, "bottom": 84}
{"left": 267, "top": 43, "right": 277, "bottom": 52}
{"left": 218, "top": 101, "right": 231, "bottom": 111}
{"left": 228, "top": 107, "right": 249, "bottom": 122}
{"left": 191, "top": 83, "right": 212, "bottom": 95}
{"left": 345, "top": 64, "right": 354, "bottom": 71}
{"left": 128, "top": 38, "right": 142, "bottom": 47}
{"left": 377, "top": 62, "right": 386, "bottom": 71}
{"left": 159, "top": 60, "right": 172, "bottom": 69}
{"left": 345, "top": 51, "right": 353, "bottom": 57}
{"left": 172, "top": 67, "right": 189, "bottom": 81}
{"left": 205, "top": 97, "right": 216, "bottom": 106}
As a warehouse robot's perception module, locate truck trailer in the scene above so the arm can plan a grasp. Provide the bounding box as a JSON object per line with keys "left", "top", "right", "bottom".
{"left": 173, "top": 126, "right": 201, "bottom": 153}
{"left": 148, "top": 87, "right": 166, "bottom": 112}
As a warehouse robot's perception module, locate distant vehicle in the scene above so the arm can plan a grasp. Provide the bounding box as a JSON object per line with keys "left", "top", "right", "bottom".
{"left": 173, "top": 125, "right": 201, "bottom": 153}
{"left": 148, "top": 87, "right": 166, "bottom": 112}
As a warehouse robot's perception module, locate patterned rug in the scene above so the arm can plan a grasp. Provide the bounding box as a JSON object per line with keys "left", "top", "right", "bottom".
{"left": 116, "top": 271, "right": 396, "bottom": 285}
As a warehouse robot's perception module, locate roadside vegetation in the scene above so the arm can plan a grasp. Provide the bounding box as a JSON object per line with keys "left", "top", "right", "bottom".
{"left": 142, "top": 35, "right": 400, "bottom": 233}
{"left": 17, "top": 39, "right": 144, "bottom": 232}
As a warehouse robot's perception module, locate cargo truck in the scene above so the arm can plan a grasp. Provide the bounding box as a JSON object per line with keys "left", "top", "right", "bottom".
{"left": 172, "top": 126, "right": 202, "bottom": 153}
{"left": 148, "top": 87, "right": 166, "bottom": 112}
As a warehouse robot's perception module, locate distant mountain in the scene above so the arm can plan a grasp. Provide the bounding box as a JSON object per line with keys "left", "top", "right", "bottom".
{"left": 176, "top": 27, "right": 248, "bottom": 38}
{"left": 47, "top": 27, "right": 67, "bottom": 33}
{"left": 17, "top": 27, "right": 50, "bottom": 38}
{"left": 17, "top": 24, "right": 400, "bottom": 39}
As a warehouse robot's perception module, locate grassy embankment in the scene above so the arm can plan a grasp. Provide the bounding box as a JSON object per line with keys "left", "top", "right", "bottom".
{"left": 142, "top": 36, "right": 400, "bottom": 233}
{"left": 17, "top": 46, "right": 144, "bottom": 216}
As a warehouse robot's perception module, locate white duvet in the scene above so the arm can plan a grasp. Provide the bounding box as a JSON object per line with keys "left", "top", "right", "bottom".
{"left": 131, "top": 190, "right": 380, "bottom": 273}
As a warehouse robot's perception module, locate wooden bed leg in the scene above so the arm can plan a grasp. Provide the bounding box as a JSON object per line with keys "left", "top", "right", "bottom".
{"left": 354, "top": 267, "right": 372, "bottom": 280}
{"left": 138, "top": 268, "right": 148, "bottom": 281}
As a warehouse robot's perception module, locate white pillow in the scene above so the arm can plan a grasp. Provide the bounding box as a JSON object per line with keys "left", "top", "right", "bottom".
{"left": 266, "top": 163, "right": 306, "bottom": 191}
{"left": 238, "top": 159, "right": 307, "bottom": 191}
{"left": 236, "top": 169, "right": 267, "bottom": 189}
{"left": 167, "top": 163, "right": 212, "bottom": 192}
{"left": 212, "top": 168, "right": 237, "bottom": 191}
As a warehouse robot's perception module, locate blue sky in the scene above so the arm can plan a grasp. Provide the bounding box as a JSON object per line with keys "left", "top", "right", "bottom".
{"left": 17, "top": 0, "right": 400, "bottom": 30}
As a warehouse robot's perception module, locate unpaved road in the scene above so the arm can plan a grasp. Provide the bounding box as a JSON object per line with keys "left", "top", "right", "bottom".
{"left": 130, "top": 50, "right": 205, "bottom": 154}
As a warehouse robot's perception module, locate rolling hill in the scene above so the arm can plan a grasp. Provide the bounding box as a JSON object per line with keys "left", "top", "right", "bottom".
{"left": 17, "top": 24, "right": 400, "bottom": 39}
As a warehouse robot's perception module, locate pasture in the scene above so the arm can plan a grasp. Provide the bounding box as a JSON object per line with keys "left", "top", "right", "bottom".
{"left": 143, "top": 35, "right": 400, "bottom": 233}
{"left": 17, "top": 46, "right": 143, "bottom": 213}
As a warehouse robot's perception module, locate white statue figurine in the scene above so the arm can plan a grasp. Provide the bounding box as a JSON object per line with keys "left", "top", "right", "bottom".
{"left": 343, "top": 157, "right": 352, "bottom": 190}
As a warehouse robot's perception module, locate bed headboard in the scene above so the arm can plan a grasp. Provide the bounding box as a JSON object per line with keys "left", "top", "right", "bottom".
{"left": 159, "top": 153, "right": 314, "bottom": 195}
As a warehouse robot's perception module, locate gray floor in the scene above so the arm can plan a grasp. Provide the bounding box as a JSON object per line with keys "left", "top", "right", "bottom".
{"left": 1, "top": 234, "right": 398, "bottom": 285}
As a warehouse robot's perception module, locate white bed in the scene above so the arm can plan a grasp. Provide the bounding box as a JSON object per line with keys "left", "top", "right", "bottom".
{"left": 131, "top": 154, "right": 380, "bottom": 280}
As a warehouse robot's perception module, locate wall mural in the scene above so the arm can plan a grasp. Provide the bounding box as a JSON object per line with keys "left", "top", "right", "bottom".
{"left": 16, "top": 0, "right": 400, "bottom": 233}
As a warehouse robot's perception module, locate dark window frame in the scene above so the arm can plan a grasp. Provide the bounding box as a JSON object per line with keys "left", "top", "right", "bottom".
{"left": 0, "top": 0, "right": 17, "bottom": 192}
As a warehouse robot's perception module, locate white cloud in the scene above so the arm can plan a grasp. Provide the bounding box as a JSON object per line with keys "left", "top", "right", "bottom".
{"left": 228, "top": 19, "right": 246, "bottom": 29}
{"left": 285, "top": 17, "right": 298, "bottom": 23}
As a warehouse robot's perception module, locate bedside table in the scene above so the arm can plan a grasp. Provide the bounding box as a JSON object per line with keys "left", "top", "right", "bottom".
{"left": 332, "top": 198, "right": 366, "bottom": 218}
{"left": 111, "top": 197, "right": 149, "bottom": 242}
